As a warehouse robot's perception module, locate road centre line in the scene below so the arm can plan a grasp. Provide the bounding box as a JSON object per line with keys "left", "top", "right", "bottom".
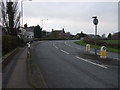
{"left": 53, "top": 43, "right": 59, "bottom": 49}
{"left": 60, "top": 49, "right": 70, "bottom": 55}
{"left": 75, "top": 56, "right": 108, "bottom": 69}
{"left": 53, "top": 42, "right": 69, "bottom": 54}
{"left": 69, "top": 45, "right": 81, "bottom": 50}
{"left": 55, "top": 46, "right": 59, "bottom": 49}
{"left": 53, "top": 43, "right": 55, "bottom": 47}
{"left": 64, "top": 41, "right": 82, "bottom": 50}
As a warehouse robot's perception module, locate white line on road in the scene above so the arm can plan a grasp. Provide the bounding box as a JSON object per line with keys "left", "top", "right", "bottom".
{"left": 69, "top": 45, "right": 81, "bottom": 50}
{"left": 64, "top": 41, "right": 82, "bottom": 50}
{"left": 64, "top": 41, "right": 67, "bottom": 45}
{"left": 75, "top": 56, "right": 108, "bottom": 69}
{"left": 53, "top": 43, "right": 55, "bottom": 47}
{"left": 55, "top": 46, "right": 59, "bottom": 49}
{"left": 53, "top": 43, "right": 59, "bottom": 49}
{"left": 60, "top": 49, "right": 70, "bottom": 55}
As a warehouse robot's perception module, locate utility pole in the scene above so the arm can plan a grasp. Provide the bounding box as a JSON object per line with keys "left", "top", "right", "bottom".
{"left": 21, "top": 0, "right": 32, "bottom": 27}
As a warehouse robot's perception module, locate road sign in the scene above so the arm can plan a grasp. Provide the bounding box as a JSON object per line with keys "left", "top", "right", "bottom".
{"left": 93, "top": 18, "right": 98, "bottom": 25}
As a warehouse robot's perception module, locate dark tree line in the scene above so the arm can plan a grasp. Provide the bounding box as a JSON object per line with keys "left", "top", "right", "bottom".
{"left": 0, "top": 0, "right": 20, "bottom": 36}
{"left": 34, "top": 25, "right": 42, "bottom": 38}
{"left": 108, "top": 33, "right": 112, "bottom": 39}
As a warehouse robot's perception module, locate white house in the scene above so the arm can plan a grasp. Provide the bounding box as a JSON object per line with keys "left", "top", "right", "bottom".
{"left": 24, "top": 27, "right": 34, "bottom": 42}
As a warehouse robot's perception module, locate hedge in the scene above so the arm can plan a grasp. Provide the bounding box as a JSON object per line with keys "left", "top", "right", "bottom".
{"left": 34, "top": 38, "right": 75, "bottom": 41}
{"left": 2, "top": 35, "right": 25, "bottom": 56}
{"left": 83, "top": 37, "right": 120, "bottom": 49}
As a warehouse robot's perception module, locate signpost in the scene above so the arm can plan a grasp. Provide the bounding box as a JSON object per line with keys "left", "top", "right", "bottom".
{"left": 92, "top": 16, "right": 99, "bottom": 55}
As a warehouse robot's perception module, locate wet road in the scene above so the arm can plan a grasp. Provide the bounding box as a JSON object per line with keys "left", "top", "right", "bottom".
{"left": 32, "top": 40, "right": 119, "bottom": 88}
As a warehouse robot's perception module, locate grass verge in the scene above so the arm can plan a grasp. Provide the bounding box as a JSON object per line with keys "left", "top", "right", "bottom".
{"left": 74, "top": 41, "right": 120, "bottom": 53}
{"left": 101, "top": 40, "right": 120, "bottom": 44}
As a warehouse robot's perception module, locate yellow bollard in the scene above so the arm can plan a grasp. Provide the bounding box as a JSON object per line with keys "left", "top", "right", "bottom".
{"left": 100, "top": 46, "right": 107, "bottom": 59}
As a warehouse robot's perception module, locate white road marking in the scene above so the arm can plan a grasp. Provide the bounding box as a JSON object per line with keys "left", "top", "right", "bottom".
{"left": 55, "top": 46, "right": 59, "bottom": 49}
{"left": 53, "top": 43, "right": 59, "bottom": 49}
{"left": 69, "top": 45, "right": 81, "bottom": 50}
{"left": 64, "top": 41, "right": 67, "bottom": 45}
{"left": 64, "top": 41, "right": 82, "bottom": 50}
{"left": 60, "top": 49, "right": 70, "bottom": 55}
{"left": 53, "top": 43, "right": 55, "bottom": 47}
{"left": 75, "top": 56, "right": 108, "bottom": 69}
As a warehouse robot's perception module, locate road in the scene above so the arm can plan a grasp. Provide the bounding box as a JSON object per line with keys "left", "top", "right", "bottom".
{"left": 32, "top": 40, "right": 119, "bottom": 88}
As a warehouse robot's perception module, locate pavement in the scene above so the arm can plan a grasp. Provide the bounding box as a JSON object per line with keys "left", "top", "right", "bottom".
{"left": 2, "top": 47, "right": 32, "bottom": 88}
{"left": 32, "top": 40, "right": 119, "bottom": 88}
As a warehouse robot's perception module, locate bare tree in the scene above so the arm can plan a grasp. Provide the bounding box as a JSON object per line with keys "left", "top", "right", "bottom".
{"left": 0, "top": 0, "right": 20, "bottom": 36}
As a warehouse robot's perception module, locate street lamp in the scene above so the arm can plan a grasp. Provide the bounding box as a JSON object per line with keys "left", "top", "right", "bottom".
{"left": 41, "top": 19, "right": 48, "bottom": 30}
{"left": 92, "top": 16, "right": 99, "bottom": 55}
{"left": 21, "top": 0, "right": 32, "bottom": 27}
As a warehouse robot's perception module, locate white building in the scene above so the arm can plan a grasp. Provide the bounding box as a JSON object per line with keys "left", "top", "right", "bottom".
{"left": 18, "top": 26, "right": 34, "bottom": 42}
{"left": 24, "top": 27, "right": 34, "bottom": 42}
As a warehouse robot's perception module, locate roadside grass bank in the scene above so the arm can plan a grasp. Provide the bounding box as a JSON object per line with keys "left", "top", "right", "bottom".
{"left": 27, "top": 42, "right": 47, "bottom": 88}
{"left": 74, "top": 40, "right": 120, "bottom": 53}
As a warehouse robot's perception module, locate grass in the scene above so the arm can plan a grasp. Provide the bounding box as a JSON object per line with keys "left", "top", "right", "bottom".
{"left": 101, "top": 40, "right": 120, "bottom": 44}
{"left": 74, "top": 40, "right": 120, "bottom": 53}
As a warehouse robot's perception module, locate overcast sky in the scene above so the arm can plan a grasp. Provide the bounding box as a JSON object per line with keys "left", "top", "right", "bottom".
{"left": 22, "top": 0, "right": 119, "bottom": 36}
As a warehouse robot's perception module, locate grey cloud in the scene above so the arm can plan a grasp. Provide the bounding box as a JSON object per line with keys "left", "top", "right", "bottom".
{"left": 24, "top": 2, "right": 117, "bottom": 23}
{"left": 23, "top": 2, "right": 118, "bottom": 35}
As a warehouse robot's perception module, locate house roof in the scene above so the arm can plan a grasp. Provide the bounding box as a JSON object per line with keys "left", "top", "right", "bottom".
{"left": 25, "top": 27, "right": 34, "bottom": 32}
{"left": 52, "top": 28, "right": 65, "bottom": 33}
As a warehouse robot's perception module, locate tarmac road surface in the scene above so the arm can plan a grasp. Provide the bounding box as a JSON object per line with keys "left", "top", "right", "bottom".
{"left": 32, "top": 40, "right": 119, "bottom": 88}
